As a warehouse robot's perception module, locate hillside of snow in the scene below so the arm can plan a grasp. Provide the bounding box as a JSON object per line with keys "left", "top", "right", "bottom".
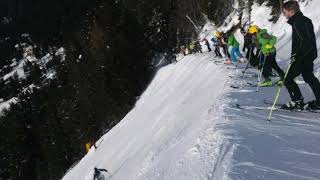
{"left": 0, "top": 39, "right": 65, "bottom": 115}
{"left": 62, "top": 1, "right": 320, "bottom": 180}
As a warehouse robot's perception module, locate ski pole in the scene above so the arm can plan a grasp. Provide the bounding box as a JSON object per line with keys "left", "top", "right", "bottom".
{"left": 256, "top": 55, "right": 266, "bottom": 92}
{"left": 242, "top": 47, "right": 253, "bottom": 78}
{"left": 267, "top": 61, "right": 293, "bottom": 122}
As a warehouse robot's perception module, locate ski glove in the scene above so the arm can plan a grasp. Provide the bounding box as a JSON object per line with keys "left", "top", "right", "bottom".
{"left": 265, "top": 44, "right": 273, "bottom": 49}
{"left": 290, "top": 54, "right": 297, "bottom": 63}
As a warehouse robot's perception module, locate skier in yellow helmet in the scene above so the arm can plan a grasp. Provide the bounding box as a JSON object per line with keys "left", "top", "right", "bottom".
{"left": 248, "top": 25, "right": 285, "bottom": 87}
{"left": 215, "top": 31, "right": 231, "bottom": 62}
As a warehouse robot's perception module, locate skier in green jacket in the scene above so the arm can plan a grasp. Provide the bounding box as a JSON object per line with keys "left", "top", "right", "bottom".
{"left": 228, "top": 33, "right": 244, "bottom": 63}
{"left": 249, "top": 26, "right": 285, "bottom": 87}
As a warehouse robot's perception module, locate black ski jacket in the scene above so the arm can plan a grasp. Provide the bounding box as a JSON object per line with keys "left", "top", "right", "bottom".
{"left": 243, "top": 33, "right": 252, "bottom": 51}
{"left": 287, "top": 11, "right": 317, "bottom": 62}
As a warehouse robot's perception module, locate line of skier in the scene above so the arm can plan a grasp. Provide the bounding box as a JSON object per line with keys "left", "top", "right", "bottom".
{"left": 179, "top": 0, "right": 320, "bottom": 110}
{"left": 182, "top": 24, "right": 284, "bottom": 88}
{"left": 180, "top": 31, "right": 246, "bottom": 64}
{"left": 241, "top": 1, "right": 320, "bottom": 110}
{"left": 232, "top": 1, "right": 320, "bottom": 110}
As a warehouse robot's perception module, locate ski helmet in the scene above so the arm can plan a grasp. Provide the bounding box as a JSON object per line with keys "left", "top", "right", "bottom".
{"left": 248, "top": 25, "right": 260, "bottom": 34}
{"left": 214, "top": 31, "right": 222, "bottom": 38}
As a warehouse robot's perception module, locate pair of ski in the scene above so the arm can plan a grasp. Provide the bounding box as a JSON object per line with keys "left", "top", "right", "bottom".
{"left": 235, "top": 100, "right": 320, "bottom": 114}
{"left": 229, "top": 73, "right": 259, "bottom": 79}
{"left": 230, "top": 80, "right": 306, "bottom": 89}
{"left": 229, "top": 81, "right": 265, "bottom": 89}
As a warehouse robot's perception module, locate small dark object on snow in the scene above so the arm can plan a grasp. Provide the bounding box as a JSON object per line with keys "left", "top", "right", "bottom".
{"left": 94, "top": 167, "right": 109, "bottom": 180}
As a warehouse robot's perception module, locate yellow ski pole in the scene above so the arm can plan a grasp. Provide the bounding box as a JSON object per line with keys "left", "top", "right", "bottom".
{"left": 267, "top": 61, "right": 293, "bottom": 122}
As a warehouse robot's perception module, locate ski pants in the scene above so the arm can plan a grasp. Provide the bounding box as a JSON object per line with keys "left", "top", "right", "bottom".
{"left": 246, "top": 47, "right": 259, "bottom": 67}
{"left": 261, "top": 52, "right": 285, "bottom": 80}
{"left": 221, "top": 45, "right": 231, "bottom": 59}
{"left": 214, "top": 45, "right": 222, "bottom": 57}
{"left": 206, "top": 42, "right": 212, "bottom": 52}
{"left": 230, "top": 47, "right": 242, "bottom": 62}
{"left": 284, "top": 60, "right": 320, "bottom": 101}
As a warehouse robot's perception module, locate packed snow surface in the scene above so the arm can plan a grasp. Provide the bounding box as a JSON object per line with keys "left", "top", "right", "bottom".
{"left": 62, "top": 1, "right": 320, "bottom": 179}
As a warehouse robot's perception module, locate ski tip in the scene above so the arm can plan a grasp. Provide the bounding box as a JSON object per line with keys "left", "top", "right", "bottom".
{"left": 230, "top": 85, "right": 240, "bottom": 89}
{"left": 267, "top": 119, "right": 271, "bottom": 122}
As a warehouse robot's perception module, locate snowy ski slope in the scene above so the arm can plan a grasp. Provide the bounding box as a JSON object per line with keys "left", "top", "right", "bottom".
{"left": 62, "top": 1, "right": 320, "bottom": 179}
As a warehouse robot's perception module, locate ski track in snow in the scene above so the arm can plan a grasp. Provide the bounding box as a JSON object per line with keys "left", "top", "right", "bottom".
{"left": 223, "top": 67, "right": 320, "bottom": 180}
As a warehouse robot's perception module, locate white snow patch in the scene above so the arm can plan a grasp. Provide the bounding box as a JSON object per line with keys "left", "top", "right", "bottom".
{"left": 3, "top": 59, "right": 26, "bottom": 80}
{"left": 0, "top": 97, "right": 18, "bottom": 116}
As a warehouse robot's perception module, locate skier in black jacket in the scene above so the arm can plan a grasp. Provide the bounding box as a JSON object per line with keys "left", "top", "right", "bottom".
{"left": 282, "top": 1, "right": 320, "bottom": 109}
{"left": 93, "top": 167, "right": 109, "bottom": 180}
{"left": 241, "top": 29, "right": 259, "bottom": 67}
{"left": 241, "top": 29, "right": 252, "bottom": 58}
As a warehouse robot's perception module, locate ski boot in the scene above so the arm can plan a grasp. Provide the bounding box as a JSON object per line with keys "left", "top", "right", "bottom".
{"left": 305, "top": 99, "right": 320, "bottom": 110}
{"left": 281, "top": 98, "right": 305, "bottom": 110}
{"left": 276, "top": 80, "right": 283, "bottom": 86}
{"left": 258, "top": 79, "right": 273, "bottom": 87}
{"left": 224, "top": 59, "right": 232, "bottom": 65}
{"left": 238, "top": 58, "right": 247, "bottom": 63}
